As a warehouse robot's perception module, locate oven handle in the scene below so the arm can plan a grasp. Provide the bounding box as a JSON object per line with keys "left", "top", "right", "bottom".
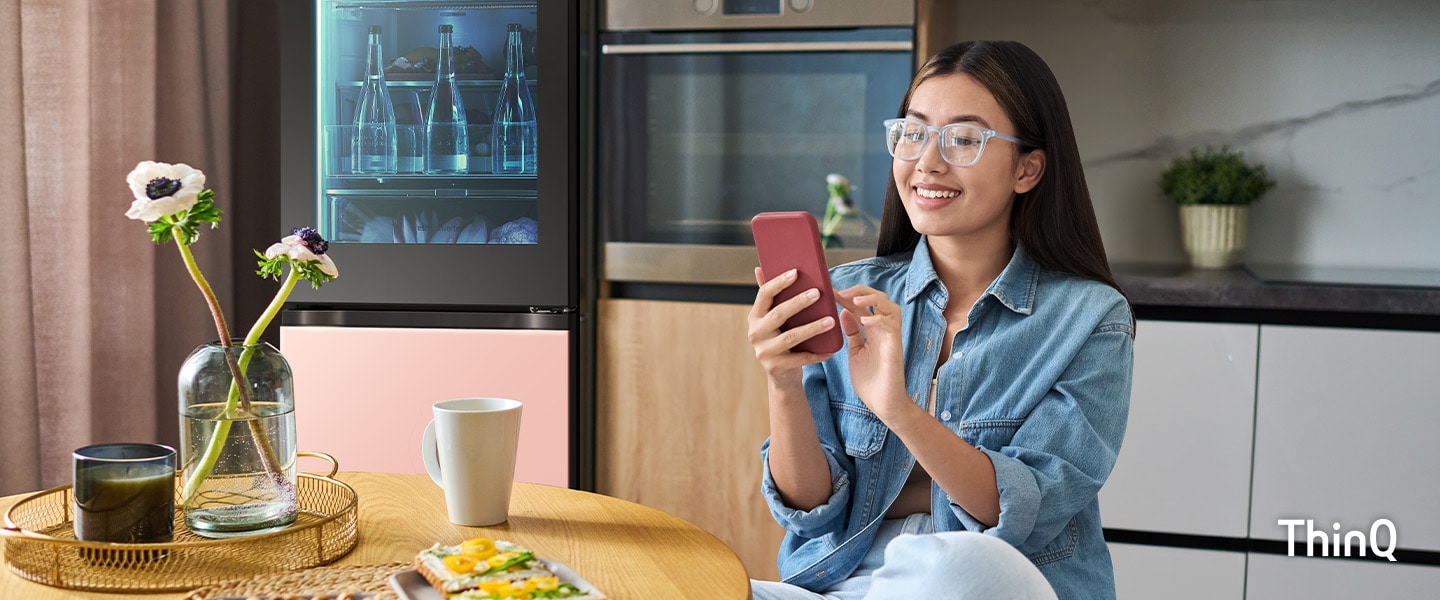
{"left": 601, "top": 40, "right": 912, "bottom": 55}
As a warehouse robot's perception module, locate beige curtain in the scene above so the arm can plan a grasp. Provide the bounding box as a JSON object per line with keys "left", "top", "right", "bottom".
{"left": 0, "top": 0, "right": 242, "bottom": 496}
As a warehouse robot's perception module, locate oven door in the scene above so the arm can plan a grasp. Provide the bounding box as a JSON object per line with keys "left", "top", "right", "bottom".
{"left": 598, "top": 28, "right": 912, "bottom": 284}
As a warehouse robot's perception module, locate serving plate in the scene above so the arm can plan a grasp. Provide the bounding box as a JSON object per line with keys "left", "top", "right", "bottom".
{"left": 209, "top": 595, "right": 375, "bottom": 600}
{"left": 389, "top": 559, "right": 604, "bottom": 599}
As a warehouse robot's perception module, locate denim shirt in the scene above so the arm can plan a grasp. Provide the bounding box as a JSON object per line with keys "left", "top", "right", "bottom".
{"left": 760, "top": 238, "right": 1134, "bottom": 599}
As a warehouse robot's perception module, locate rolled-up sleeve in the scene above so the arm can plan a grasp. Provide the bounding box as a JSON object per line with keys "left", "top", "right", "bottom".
{"left": 951, "top": 311, "right": 1134, "bottom": 553}
{"left": 761, "top": 443, "right": 851, "bottom": 537}
{"left": 758, "top": 360, "right": 855, "bottom": 539}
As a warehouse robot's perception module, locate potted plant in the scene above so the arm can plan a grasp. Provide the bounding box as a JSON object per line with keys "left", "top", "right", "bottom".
{"left": 1160, "top": 147, "right": 1276, "bottom": 268}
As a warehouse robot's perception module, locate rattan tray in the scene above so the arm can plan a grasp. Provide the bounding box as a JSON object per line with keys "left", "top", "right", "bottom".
{"left": 1, "top": 454, "right": 358, "bottom": 593}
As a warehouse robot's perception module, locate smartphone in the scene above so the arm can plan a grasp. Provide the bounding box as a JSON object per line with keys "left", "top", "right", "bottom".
{"left": 751, "top": 211, "right": 843, "bottom": 355}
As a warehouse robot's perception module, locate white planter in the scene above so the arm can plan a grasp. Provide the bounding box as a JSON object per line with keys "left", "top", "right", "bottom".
{"left": 1179, "top": 204, "right": 1247, "bottom": 269}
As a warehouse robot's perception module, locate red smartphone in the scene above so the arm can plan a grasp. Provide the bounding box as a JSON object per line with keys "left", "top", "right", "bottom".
{"left": 751, "top": 211, "right": 843, "bottom": 355}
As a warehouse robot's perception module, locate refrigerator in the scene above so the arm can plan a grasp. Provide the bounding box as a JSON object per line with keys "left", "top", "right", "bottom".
{"left": 277, "top": 0, "right": 595, "bottom": 490}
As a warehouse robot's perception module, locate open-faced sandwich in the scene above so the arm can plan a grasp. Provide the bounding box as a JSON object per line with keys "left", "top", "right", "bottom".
{"left": 415, "top": 537, "right": 607, "bottom": 599}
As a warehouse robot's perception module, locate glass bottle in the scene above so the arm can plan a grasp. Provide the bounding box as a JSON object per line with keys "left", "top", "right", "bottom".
{"left": 425, "top": 24, "right": 468, "bottom": 174}
{"left": 353, "top": 25, "right": 397, "bottom": 174}
{"left": 491, "top": 23, "right": 537, "bottom": 174}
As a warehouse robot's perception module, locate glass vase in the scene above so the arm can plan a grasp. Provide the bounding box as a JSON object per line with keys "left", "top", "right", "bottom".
{"left": 177, "top": 340, "right": 298, "bottom": 538}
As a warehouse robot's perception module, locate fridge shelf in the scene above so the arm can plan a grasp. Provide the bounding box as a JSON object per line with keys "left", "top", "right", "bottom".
{"left": 327, "top": 173, "right": 538, "bottom": 186}
{"left": 336, "top": 78, "right": 536, "bottom": 87}
{"left": 324, "top": 186, "right": 535, "bottom": 197}
{"left": 328, "top": 194, "right": 537, "bottom": 245}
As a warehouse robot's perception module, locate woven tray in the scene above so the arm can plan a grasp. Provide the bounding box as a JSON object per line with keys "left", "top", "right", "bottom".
{"left": 2, "top": 467, "right": 358, "bottom": 593}
{"left": 184, "top": 561, "right": 409, "bottom": 600}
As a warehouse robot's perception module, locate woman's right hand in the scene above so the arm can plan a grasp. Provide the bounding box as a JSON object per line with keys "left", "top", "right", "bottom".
{"left": 747, "top": 266, "right": 837, "bottom": 388}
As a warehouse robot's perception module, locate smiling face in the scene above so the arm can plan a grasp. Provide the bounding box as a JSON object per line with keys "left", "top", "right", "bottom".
{"left": 892, "top": 73, "right": 1042, "bottom": 246}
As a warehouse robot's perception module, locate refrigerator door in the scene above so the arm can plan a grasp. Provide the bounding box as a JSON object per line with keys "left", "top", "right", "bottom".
{"left": 283, "top": 323, "right": 570, "bottom": 487}
{"left": 281, "top": 0, "right": 577, "bottom": 309}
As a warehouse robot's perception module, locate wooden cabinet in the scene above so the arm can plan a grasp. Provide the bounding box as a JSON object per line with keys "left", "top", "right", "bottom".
{"left": 1110, "top": 543, "right": 1246, "bottom": 600}
{"left": 595, "top": 299, "right": 785, "bottom": 581}
{"left": 1100, "top": 320, "right": 1258, "bottom": 538}
{"left": 1250, "top": 325, "right": 1440, "bottom": 551}
{"left": 595, "top": 305, "right": 1440, "bottom": 590}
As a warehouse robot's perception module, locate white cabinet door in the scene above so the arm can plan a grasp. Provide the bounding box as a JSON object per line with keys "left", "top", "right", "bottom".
{"left": 1100, "top": 321, "right": 1258, "bottom": 538}
{"left": 1110, "top": 543, "right": 1246, "bottom": 600}
{"left": 1250, "top": 326, "right": 1440, "bottom": 551}
{"left": 1247, "top": 553, "right": 1440, "bottom": 598}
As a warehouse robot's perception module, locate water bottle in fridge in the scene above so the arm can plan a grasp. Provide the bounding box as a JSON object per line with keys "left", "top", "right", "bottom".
{"left": 491, "top": 23, "right": 537, "bottom": 175}
{"left": 424, "top": 24, "right": 468, "bottom": 174}
{"left": 353, "top": 25, "right": 397, "bottom": 174}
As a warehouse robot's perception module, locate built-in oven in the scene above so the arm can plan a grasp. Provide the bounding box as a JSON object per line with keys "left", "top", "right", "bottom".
{"left": 599, "top": 0, "right": 915, "bottom": 286}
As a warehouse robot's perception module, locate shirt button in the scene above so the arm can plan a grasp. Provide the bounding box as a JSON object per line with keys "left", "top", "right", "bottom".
{"left": 941, "top": 410, "right": 953, "bottom": 421}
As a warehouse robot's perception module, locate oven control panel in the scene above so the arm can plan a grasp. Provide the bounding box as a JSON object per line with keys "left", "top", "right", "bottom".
{"left": 603, "top": 0, "right": 911, "bottom": 31}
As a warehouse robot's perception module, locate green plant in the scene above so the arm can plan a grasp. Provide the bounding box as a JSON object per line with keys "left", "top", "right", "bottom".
{"left": 1160, "top": 147, "right": 1276, "bottom": 206}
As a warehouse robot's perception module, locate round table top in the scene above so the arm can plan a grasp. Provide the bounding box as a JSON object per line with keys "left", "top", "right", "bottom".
{"left": 0, "top": 472, "right": 753, "bottom": 599}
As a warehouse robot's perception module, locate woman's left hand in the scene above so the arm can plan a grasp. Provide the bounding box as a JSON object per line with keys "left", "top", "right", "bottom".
{"left": 835, "top": 285, "right": 909, "bottom": 416}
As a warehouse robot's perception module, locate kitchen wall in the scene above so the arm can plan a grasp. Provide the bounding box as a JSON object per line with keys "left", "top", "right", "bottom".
{"left": 940, "top": 0, "right": 1440, "bottom": 268}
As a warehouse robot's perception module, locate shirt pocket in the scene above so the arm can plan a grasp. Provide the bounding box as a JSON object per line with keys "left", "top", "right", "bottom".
{"left": 1025, "top": 519, "right": 1080, "bottom": 566}
{"left": 832, "top": 403, "right": 888, "bottom": 459}
{"left": 958, "top": 419, "right": 1024, "bottom": 450}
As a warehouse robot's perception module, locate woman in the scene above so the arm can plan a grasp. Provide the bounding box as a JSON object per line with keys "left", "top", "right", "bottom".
{"left": 747, "top": 40, "right": 1134, "bottom": 600}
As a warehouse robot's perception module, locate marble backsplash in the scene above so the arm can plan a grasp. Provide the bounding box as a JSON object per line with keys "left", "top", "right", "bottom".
{"left": 942, "top": 0, "right": 1440, "bottom": 269}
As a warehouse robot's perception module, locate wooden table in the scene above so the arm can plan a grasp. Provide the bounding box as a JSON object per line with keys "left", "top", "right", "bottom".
{"left": 1, "top": 473, "right": 752, "bottom": 599}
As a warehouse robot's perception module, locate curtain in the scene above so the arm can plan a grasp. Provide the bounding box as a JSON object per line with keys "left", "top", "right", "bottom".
{"left": 0, "top": 0, "right": 277, "bottom": 496}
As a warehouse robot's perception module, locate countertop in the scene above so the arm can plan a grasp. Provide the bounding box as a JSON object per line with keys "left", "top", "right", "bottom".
{"left": 604, "top": 242, "right": 1440, "bottom": 326}
{"left": 1114, "top": 263, "right": 1440, "bottom": 322}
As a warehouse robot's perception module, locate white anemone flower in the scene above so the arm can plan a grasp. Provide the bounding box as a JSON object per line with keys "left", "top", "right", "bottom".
{"left": 125, "top": 161, "right": 207, "bottom": 222}
{"left": 265, "top": 229, "right": 339, "bottom": 278}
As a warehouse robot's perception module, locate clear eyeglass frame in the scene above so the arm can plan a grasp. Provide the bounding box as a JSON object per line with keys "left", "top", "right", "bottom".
{"left": 883, "top": 118, "right": 1029, "bottom": 167}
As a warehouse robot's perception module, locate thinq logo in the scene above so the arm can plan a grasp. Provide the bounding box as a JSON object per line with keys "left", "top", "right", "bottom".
{"left": 1277, "top": 519, "right": 1398, "bottom": 562}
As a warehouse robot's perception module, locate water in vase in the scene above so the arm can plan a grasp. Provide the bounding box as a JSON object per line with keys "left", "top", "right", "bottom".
{"left": 180, "top": 401, "right": 298, "bottom": 537}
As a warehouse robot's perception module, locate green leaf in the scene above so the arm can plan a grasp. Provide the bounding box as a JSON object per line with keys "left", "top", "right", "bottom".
{"left": 475, "top": 551, "right": 535, "bottom": 577}
{"left": 187, "top": 190, "right": 222, "bottom": 225}
{"left": 254, "top": 251, "right": 286, "bottom": 281}
{"left": 294, "top": 259, "right": 336, "bottom": 289}
{"left": 1159, "top": 146, "right": 1276, "bottom": 206}
{"left": 148, "top": 218, "right": 175, "bottom": 244}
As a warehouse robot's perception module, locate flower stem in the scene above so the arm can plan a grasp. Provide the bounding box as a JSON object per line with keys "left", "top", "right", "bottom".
{"left": 247, "top": 268, "right": 301, "bottom": 348}
{"left": 173, "top": 235, "right": 253, "bottom": 410}
{"left": 174, "top": 231, "right": 291, "bottom": 505}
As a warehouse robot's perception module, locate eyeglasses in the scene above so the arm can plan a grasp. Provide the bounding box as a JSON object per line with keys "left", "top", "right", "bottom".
{"left": 883, "top": 118, "right": 1028, "bottom": 167}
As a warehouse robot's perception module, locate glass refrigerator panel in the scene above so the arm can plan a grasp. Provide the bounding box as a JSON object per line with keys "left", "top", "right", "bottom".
{"left": 319, "top": 1, "right": 540, "bottom": 246}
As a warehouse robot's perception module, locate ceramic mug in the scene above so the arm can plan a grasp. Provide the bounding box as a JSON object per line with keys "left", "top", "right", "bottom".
{"left": 421, "top": 397, "right": 523, "bottom": 526}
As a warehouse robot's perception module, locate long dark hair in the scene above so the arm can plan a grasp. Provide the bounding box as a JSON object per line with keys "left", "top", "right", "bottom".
{"left": 876, "top": 40, "right": 1126, "bottom": 299}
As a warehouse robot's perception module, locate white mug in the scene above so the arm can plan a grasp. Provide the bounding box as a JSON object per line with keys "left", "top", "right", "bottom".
{"left": 421, "top": 397, "right": 523, "bottom": 526}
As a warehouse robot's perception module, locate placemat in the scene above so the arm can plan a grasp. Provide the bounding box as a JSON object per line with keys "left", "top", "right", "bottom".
{"left": 183, "top": 562, "right": 409, "bottom": 600}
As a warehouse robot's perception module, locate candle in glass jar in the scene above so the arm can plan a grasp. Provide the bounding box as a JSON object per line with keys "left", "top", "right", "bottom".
{"left": 73, "top": 443, "right": 176, "bottom": 543}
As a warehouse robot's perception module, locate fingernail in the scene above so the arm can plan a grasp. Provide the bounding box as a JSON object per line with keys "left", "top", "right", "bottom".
{"left": 786, "top": 269, "right": 798, "bottom": 279}
{"left": 806, "top": 288, "right": 820, "bottom": 300}
{"left": 821, "top": 317, "right": 834, "bottom": 328}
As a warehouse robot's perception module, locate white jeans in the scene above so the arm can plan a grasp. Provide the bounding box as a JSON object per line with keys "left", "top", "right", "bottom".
{"left": 752, "top": 514, "right": 1058, "bottom": 600}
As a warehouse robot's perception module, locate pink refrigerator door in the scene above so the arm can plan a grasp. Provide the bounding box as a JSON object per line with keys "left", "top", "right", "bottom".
{"left": 282, "top": 325, "right": 569, "bottom": 487}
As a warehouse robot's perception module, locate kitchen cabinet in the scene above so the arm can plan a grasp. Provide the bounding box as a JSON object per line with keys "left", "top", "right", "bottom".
{"left": 1109, "top": 543, "right": 1246, "bottom": 600}
{"left": 593, "top": 301, "right": 1440, "bottom": 591}
{"left": 595, "top": 298, "right": 785, "bottom": 581}
{"left": 1246, "top": 553, "right": 1440, "bottom": 597}
{"left": 1250, "top": 325, "right": 1440, "bottom": 551}
{"left": 1099, "top": 320, "right": 1258, "bottom": 538}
